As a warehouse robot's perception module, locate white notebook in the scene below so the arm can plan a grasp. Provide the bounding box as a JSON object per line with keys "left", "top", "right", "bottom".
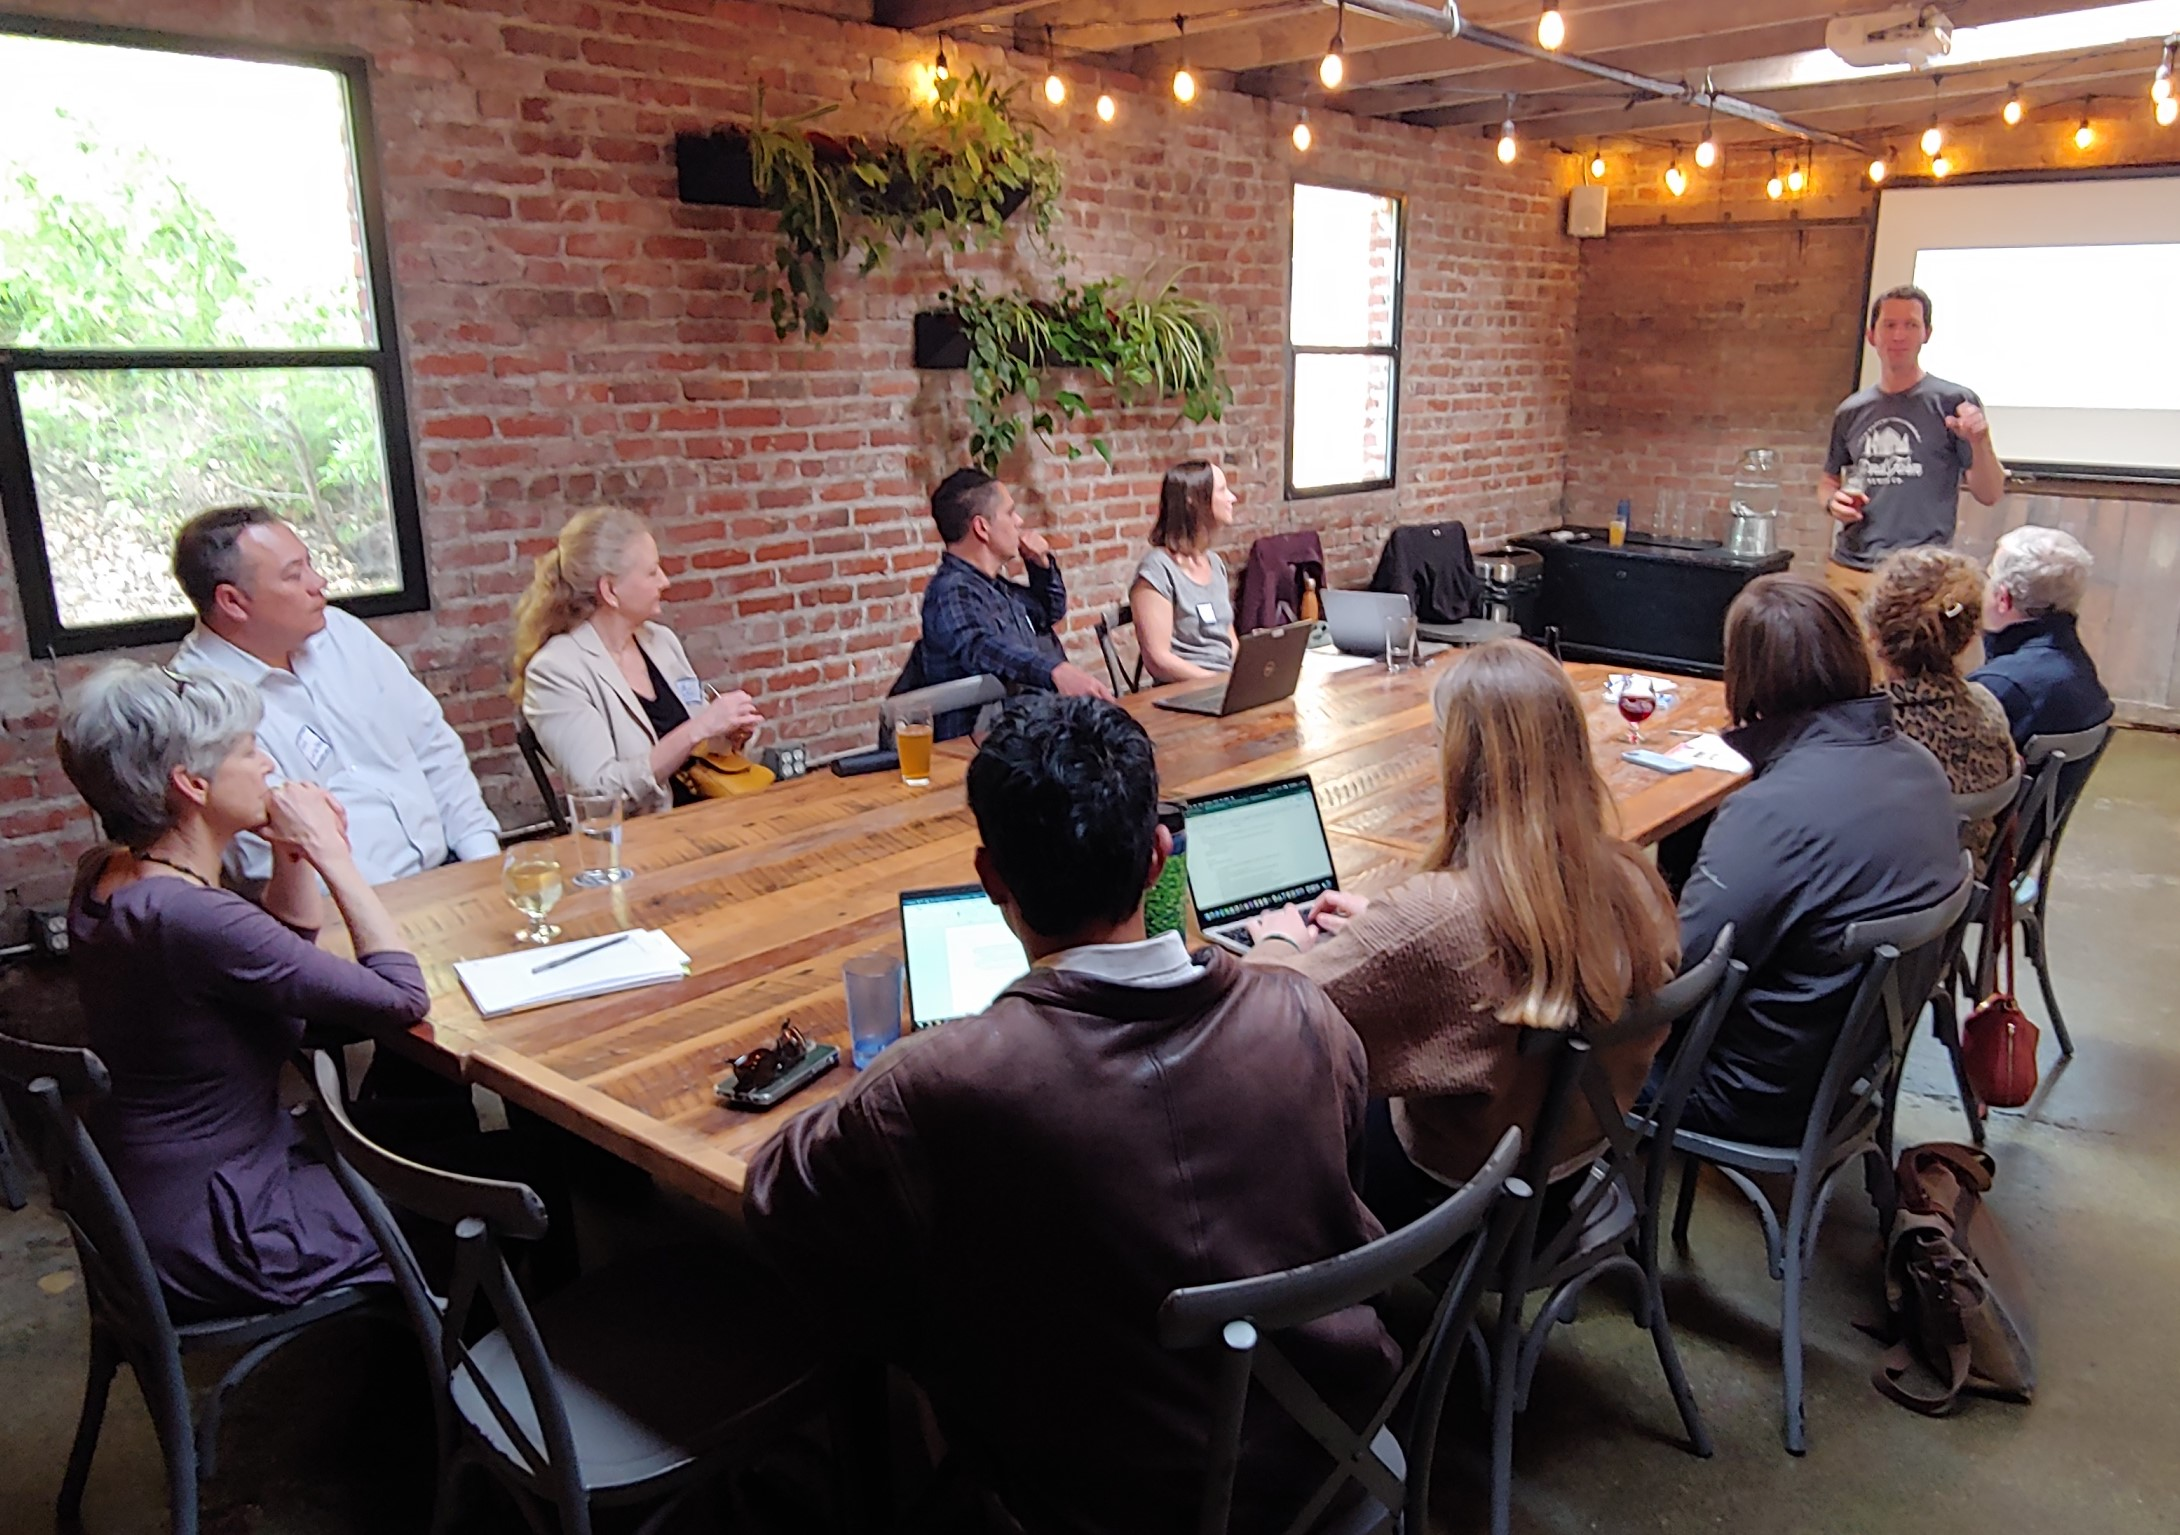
{"left": 453, "top": 929, "right": 692, "bottom": 1018}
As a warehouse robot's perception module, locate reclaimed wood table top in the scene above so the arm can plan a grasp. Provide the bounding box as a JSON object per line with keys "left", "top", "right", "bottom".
{"left": 350, "top": 651, "right": 1737, "bottom": 1212}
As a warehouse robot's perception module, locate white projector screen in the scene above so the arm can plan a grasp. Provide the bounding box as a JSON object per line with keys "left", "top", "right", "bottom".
{"left": 1864, "top": 176, "right": 2180, "bottom": 482}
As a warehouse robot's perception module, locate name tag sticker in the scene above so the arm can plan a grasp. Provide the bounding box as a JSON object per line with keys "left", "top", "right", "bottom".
{"left": 673, "top": 677, "right": 704, "bottom": 708}
{"left": 1197, "top": 602, "right": 1219, "bottom": 626}
{"left": 296, "top": 726, "right": 334, "bottom": 773}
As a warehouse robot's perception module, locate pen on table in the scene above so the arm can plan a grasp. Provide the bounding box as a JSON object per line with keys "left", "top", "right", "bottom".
{"left": 1668, "top": 728, "right": 1704, "bottom": 737}
{"left": 532, "top": 932, "right": 635, "bottom": 973}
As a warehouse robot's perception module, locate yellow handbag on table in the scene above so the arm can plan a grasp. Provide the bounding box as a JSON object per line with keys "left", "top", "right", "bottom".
{"left": 674, "top": 748, "right": 775, "bottom": 799}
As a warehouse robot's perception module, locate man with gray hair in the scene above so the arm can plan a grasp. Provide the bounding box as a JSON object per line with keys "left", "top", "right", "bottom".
{"left": 167, "top": 506, "right": 502, "bottom": 885}
{"left": 1969, "top": 524, "right": 2112, "bottom": 750}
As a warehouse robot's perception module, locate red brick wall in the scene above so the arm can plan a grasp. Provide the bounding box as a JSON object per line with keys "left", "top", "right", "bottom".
{"left": 0, "top": 0, "right": 1577, "bottom": 910}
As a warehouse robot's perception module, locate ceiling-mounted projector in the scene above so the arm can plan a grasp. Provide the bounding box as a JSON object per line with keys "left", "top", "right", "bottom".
{"left": 1826, "top": 5, "right": 1954, "bottom": 69}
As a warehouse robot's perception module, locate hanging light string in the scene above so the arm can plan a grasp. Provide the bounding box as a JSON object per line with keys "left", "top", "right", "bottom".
{"left": 1172, "top": 14, "right": 1197, "bottom": 103}
{"left": 1321, "top": 0, "right": 1347, "bottom": 90}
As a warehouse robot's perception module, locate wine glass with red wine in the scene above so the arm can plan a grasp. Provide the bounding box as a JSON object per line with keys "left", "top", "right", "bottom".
{"left": 1617, "top": 680, "right": 1657, "bottom": 744}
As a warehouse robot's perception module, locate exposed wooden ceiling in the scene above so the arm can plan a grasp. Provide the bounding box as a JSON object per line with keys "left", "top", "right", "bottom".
{"left": 861, "top": 0, "right": 2180, "bottom": 149}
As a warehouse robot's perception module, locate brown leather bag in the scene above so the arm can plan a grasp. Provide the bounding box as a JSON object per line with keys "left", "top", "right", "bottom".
{"left": 1962, "top": 822, "right": 2039, "bottom": 1110}
{"left": 1871, "top": 1143, "right": 2036, "bottom": 1416}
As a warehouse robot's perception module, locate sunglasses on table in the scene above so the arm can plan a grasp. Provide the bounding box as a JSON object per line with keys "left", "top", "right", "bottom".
{"left": 724, "top": 1023, "right": 813, "bottom": 1094}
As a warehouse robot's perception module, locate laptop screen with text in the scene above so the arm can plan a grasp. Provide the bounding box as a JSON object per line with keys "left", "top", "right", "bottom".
{"left": 1183, "top": 776, "right": 1338, "bottom": 928}
{"left": 900, "top": 885, "right": 1030, "bottom": 1028}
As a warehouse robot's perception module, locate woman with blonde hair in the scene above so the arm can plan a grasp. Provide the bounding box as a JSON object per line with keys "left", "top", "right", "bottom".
{"left": 1130, "top": 460, "right": 1239, "bottom": 684}
{"left": 1864, "top": 547, "right": 2017, "bottom": 866}
{"left": 1247, "top": 639, "right": 1680, "bottom": 1223}
{"left": 513, "top": 508, "right": 761, "bottom": 815}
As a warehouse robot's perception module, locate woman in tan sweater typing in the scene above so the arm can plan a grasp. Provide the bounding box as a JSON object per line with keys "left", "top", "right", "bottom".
{"left": 1248, "top": 640, "right": 1680, "bottom": 1225}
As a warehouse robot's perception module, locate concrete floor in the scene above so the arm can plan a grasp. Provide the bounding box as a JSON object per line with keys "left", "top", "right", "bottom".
{"left": 3, "top": 728, "right": 2176, "bottom": 1533}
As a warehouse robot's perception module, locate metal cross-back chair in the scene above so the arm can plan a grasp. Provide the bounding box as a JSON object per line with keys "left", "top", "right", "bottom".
{"left": 0, "top": 1031, "right": 401, "bottom": 1535}
{"left": 1652, "top": 867, "right": 1974, "bottom": 1453}
{"left": 1094, "top": 601, "right": 1147, "bottom": 695}
{"left": 1925, "top": 763, "right": 2027, "bottom": 1146}
{"left": 1982, "top": 720, "right": 2113, "bottom": 1059}
{"left": 510, "top": 719, "right": 572, "bottom": 840}
{"left": 1478, "top": 925, "right": 1746, "bottom": 1535}
{"left": 303, "top": 1052, "right": 838, "bottom": 1535}
{"left": 1158, "top": 1128, "right": 1531, "bottom": 1535}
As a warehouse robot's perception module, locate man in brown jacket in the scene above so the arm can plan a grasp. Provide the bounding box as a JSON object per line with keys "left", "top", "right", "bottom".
{"left": 746, "top": 696, "right": 1395, "bottom": 1535}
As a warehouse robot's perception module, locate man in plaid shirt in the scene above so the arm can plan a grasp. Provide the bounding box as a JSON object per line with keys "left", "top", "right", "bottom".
{"left": 916, "top": 468, "right": 1112, "bottom": 737}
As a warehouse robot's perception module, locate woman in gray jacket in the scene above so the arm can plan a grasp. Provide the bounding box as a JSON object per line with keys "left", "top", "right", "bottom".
{"left": 512, "top": 507, "right": 762, "bottom": 814}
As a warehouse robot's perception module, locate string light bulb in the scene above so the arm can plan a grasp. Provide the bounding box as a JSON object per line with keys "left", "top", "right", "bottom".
{"left": 1320, "top": 0, "right": 1346, "bottom": 89}
{"left": 1787, "top": 149, "right": 1807, "bottom": 194}
{"left": 1497, "top": 117, "right": 1518, "bottom": 164}
{"left": 1921, "top": 118, "right": 1943, "bottom": 156}
{"left": 2159, "top": 94, "right": 2179, "bottom": 126}
{"left": 1664, "top": 157, "right": 1688, "bottom": 197}
{"left": 1766, "top": 150, "right": 1783, "bottom": 200}
{"left": 1043, "top": 26, "right": 1066, "bottom": 105}
{"left": 1171, "top": 15, "right": 1195, "bottom": 104}
{"left": 1096, "top": 91, "right": 1116, "bottom": 123}
{"left": 2002, "top": 86, "right": 2023, "bottom": 126}
{"left": 933, "top": 40, "right": 949, "bottom": 82}
{"left": 1589, "top": 149, "right": 1607, "bottom": 179}
{"left": 1538, "top": 3, "right": 1565, "bottom": 50}
{"left": 1930, "top": 153, "right": 1952, "bottom": 177}
{"left": 1695, "top": 134, "right": 1718, "bottom": 169}
{"left": 1868, "top": 153, "right": 1889, "bottom": 183}
{"left": 2075, "top": 101, "right": 2095, "bottom": 149}
{"left": 2153, "top": 39, "right": 2175, "bottom": 102}
{"left": 1293, "top": 112, "right": 1312, "bottom": 152}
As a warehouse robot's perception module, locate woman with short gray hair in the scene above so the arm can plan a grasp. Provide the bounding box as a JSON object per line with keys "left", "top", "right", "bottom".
{"left": 59, "top": 660, "right": 429, "bottom": 1317}
{"left": 1970, "top": 525, "right": 2112, "bottom": 752}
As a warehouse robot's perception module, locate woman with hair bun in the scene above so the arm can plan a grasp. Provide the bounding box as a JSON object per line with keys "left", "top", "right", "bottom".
{"left": 1863, "top": 547, "right": 2018, "bottom": 866}
{"left": 512, "top": 508, "right": 761, "bottom": 815}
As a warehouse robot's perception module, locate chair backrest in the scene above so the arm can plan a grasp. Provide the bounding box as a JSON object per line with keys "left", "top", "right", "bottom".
{"left": 1094, "top": 601, "right": 1145, "bottom": 695}
{"left": 1514, "top": 927, "right": 1746, "bottom": 1299}
{"left": 1160, "top": 1128, "right": 1530, "bottom": 1535}
{"left": 1805, "top": 862, "right": 1976, "bottom": 1162}
{"left": 877, "top": 673, "right": 1007, "bottom": 747}
{"left": 1950, "top": 762, "right": 2023, "bottom": 831}
{"left": 2017, "top": 720, "right": 2111, "bottom": 880}
{"left": 514, "top": 720, "right": 571, "bottom": 837}
{"left": 0, "top": 1032, "right": 184, "bottom": 1366}
{"left": 303, "top": 1053, "right": 581, "bottom": 1513}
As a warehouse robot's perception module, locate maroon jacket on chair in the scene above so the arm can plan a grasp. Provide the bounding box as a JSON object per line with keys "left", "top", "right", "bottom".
{"left": 1236, "top": 531, "right": 1326, "bottom": 634}
{"left": 745, "top": 949, "right": 1397, "bottom": 1535}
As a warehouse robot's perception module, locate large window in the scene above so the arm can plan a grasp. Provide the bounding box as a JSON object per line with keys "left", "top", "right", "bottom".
{"left": 1286, "top": 183, "right": 1403, "bottom": 498}
{"left": 0, "top": 19, "right": 425, "bottom": 655}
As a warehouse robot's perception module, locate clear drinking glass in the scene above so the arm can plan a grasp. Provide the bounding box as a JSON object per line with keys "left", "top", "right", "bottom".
{"left": 1384, "top": 612, "right": 1418, "bottom": 673}
{"left": 844, "top": 954, "right": 905, "bottom": 1069}
{"left": 502, "top": 847, "right": 563, "bottom": 945}
{"left": 567, "top": 791, "right": 632, "bottom": 887}
{"left": 895, "top": 703, "right": 934, "bottom": 787}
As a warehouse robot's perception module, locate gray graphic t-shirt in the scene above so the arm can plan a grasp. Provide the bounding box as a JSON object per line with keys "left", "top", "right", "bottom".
{"left": 1824, "top": 373, "right": 1981, "bottom": 570}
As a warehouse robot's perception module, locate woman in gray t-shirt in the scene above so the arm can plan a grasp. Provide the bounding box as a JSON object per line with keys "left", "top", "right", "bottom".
{"left": 1131, "top": 460, "right": 1239, "bottom": 682}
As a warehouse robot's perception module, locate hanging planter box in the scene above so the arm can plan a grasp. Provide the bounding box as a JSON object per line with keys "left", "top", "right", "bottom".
{"left": 913, "top": 305, "right": 1055, "bottom": 370}
{"left": 676, "top": 129, "right": 1035, "bottom": 225}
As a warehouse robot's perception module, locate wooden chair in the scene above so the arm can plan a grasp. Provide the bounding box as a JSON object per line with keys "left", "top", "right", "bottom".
{"left": 0, "top": 1031, "right": 401, "bottom": 1535}
{"left": 304, "top": 1052, "right": 838, "bottom": 1535}
{"left": 1160, "top": 1128, "right": 1530, "bottom": 1535}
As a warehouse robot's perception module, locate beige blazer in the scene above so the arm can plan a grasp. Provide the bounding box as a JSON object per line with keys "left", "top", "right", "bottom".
{"left": 521, "top": 620, "right": 703, "bottom": 816}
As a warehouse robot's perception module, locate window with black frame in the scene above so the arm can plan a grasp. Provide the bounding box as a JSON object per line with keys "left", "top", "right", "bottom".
{"left": 0, "top": 20, "right": 425, "bottom": 656}
{"left": 1286, "top": 182, "right": 1403, "bottom": 499}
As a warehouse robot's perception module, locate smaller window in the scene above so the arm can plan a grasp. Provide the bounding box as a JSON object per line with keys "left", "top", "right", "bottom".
{"left": 1286, "top": 184, "right": 1403, "bottom": 498}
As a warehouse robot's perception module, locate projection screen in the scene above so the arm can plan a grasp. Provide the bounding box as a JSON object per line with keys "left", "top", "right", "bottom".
{"left": 1863, "top": 175, "right": 2180, "bottom": 482}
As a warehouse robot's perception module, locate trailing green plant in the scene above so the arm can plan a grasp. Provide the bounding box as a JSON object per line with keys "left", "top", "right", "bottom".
{"left": 741, "top": 70, "right": 1060, "bottom": 341}
{"left": 942, "top": 272, "right": 1233, "bottom": 472}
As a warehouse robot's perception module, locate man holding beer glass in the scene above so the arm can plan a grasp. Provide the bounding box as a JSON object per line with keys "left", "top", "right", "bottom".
{"left": 1820, "top": 285, "right": 2007, "bottom": 612}
{"left": 915, "top": 468, "right": 1112, "bottom": 743}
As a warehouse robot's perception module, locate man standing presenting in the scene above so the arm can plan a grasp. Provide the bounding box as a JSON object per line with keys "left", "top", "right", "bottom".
{"left": 169, "top": 505, "right": 503, "bottom": 886}
{"left": 1820, "top": 285, "right": 2007, "bottom": 610}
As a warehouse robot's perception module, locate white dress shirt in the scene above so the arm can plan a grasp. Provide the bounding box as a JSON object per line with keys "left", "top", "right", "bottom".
{"left": 171, "top": 609, "right": 503, "bottom": 885}
{"left": 1041, "top": 929, "right": 1204, "bottom": 989}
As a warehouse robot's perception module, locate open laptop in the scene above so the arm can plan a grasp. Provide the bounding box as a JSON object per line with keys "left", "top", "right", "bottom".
{"left": 1320, "top": 588, "right": 1414, "bottom": 656}
{"left": 899, "top": 884, "right": 1030, "bottom": 1030}
{"left": 1153, "top": 621, "right": 1313, "bottom": 717}
{"left": 1182, "top": 774, "right": 1340, "bottom": 955}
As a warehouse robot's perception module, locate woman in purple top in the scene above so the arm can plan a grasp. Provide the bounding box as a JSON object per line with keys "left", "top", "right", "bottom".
{"left": 58, "top": 661, "right": 431, "bottom": 1319}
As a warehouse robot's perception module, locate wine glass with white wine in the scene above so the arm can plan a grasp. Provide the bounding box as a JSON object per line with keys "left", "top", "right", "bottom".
{"left": 502, "top": 847, "right": 564, "bottom": 945}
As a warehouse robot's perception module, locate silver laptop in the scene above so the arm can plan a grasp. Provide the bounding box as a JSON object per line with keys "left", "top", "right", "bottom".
{"left": 1320, "top": 588, "right": 1415, "bottom": 656}
{"left": 1182, "top": 774, "right": 1339, "bottom": 955}
{"left": 1153, "top": 621, "right": 1313, "bottom": 717}
{"left": 899, "top": 884, "right": 1029, "bottom": 1029}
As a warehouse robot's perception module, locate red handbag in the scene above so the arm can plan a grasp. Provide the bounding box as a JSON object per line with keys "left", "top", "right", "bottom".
{"left": 1961, "top": 826, "right": 2040, "bottom": 1110}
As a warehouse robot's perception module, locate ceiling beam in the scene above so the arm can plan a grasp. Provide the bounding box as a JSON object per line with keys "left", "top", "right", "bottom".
{"left": 1028, "top": 2, "right": 1323, "bottom": 60}
{"left": 873, "top": 0, "right": 1043, "bottom": 30}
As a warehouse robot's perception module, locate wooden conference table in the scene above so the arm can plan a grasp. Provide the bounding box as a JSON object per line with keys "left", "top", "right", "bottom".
{"left": 350, "top": 655, "right": 1739, "bottom": 1214}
